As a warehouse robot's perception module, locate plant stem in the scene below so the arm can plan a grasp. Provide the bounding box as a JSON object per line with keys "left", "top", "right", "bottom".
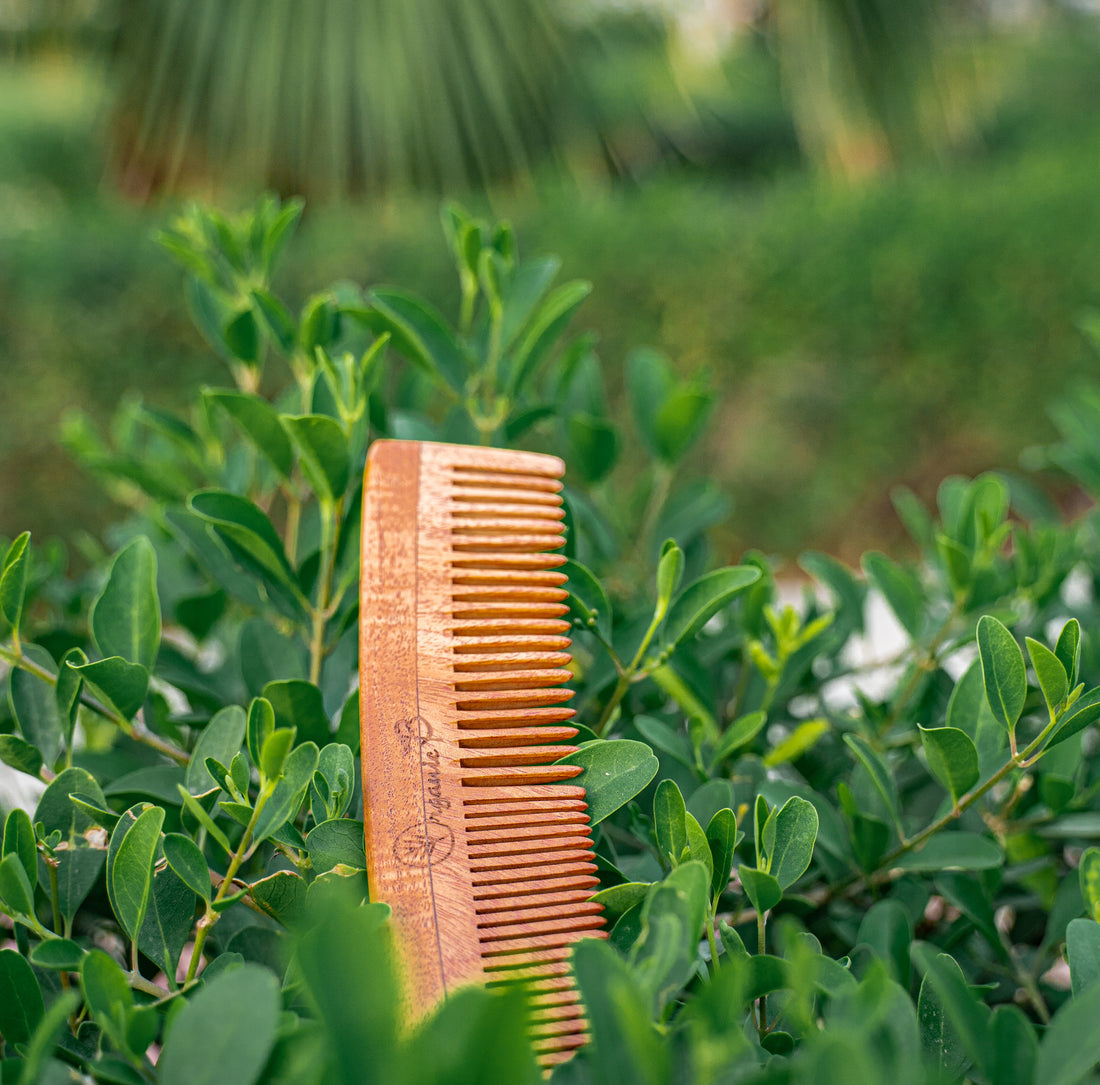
{"left": 832, "top": 709, "right": 1064, "bottom": 900}
{"left": 593, "top": 604, "right": 666, "bottom": 736}
{"left": 308, "top": 498, "right": 342, "bottom": 685}
{"left": 47, "top": 862, "right": 62, "bottom": 937}
{"left": 756, "top": 911, "right": 767, "bottom": 1035}
{"left": 706, "top": 904, "right": 720, "bottom": 978}
{"left": 185, "top": 789, "right": 269, "bottom": 983}
{"left": 0, "top": 642, "right": 189, "bottom": 763}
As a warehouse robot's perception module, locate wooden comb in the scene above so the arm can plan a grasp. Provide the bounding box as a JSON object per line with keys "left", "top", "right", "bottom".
{"left": 358, "top": 439, "right": 607, "bottom": 1067}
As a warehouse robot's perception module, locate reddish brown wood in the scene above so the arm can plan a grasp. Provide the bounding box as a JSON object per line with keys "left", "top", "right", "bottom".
{"left": 360, "top": 440, "right": 606, "bottom": 1068}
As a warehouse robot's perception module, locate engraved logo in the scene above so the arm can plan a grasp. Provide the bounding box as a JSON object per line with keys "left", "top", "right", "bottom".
{"left": 390, "top": 715, "right": 453, "bottom": 867}
{"left": 392, "top": 821, "right": 455, "bottom": 867}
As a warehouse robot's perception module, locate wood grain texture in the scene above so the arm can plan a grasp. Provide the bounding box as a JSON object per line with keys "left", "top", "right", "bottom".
{"left": 360, "top": 440, "right": 607, "bottom": 1067}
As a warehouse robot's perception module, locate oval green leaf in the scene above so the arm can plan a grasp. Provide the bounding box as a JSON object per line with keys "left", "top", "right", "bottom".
{"left": 158, "top": 963, "right": 281, "bottom": 1085}
{"left": 91, "top": 536, "right": 161, "bottom": 670}
{"left": 554, "top": 740, "right": 659, "bottom": 825}
{"left": 919, "top": 725, "right": 980, "bottom": 806}
{"left": 977, "top": 615, "right": 1026, "bottom": 734}
{"left": 661, "top": 566, "right": 762, "bottom": 650}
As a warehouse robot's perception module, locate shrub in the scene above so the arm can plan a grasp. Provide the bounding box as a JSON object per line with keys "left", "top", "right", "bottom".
{"left": 1, "top": 196, "right": 1100, "bottom": 1084}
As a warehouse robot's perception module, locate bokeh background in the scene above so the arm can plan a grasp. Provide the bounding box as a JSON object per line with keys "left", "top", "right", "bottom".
{"left": 4, "top": 0, "right": 1100, "bottom": 563}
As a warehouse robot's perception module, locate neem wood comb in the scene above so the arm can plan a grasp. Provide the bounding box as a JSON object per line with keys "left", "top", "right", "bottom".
{"left": 359, "top": 439, "right": 607, "bottom": 1067}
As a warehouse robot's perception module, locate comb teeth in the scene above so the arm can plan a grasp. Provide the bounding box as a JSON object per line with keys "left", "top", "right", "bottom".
{"left": 448, "top": 465, "right": 603, "bottom": 1065}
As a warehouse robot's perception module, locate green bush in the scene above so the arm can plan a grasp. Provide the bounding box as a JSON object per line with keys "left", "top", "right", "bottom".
{"left": 3, "top": 196, "right": 1100, "bottom": 1084}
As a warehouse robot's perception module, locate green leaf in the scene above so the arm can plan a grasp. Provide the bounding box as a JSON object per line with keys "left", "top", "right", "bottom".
{"left": 281, "top": 413, "right": 350, "bottom": 501}
{"left": 163, "top": 833, "right": 212, "bottom": 903}
{"left": 1027, "top": 637, "right": 1068, "bottom": 712}
{"left": 250, "top": 288, "right": 297, "bottom": 356}
{"left": 312, "top": 743, "right": 355, "bottom": 822}
{"left": 1035, "top": 968, "right": 1100, "bottom": 1085}
{"left": 861, "top": 551, "right": 924, "bottom": 638}
{"left": 563, "top": 558, "right": 613, "bottom": 641}
{"left": 29, "top": 938, "right": 86, "bottom": 971}
{"left": 710, "top": 711, "right": 767, "bottom": 767}
{"left": 204, "top": 389, "right": 293, "bottom": 477}
{"left": 3, "top": 808, "right": 37, "bottom": 889}
{"left": 498, "top": 255, "right": 560, "bottom": 352}
{"left": 554, "top": 740, "right": 659, "bottom": 825}
{"left": 240, "top": 620, "right": 307, "bottom": 698}
{"left": 799, "top": 550, "right": 866, "bottom": 632}
{"left": 857, "top": 900, "right": 913, "bottom": 986}
{"left": 626, "top": 348, "right": 675, "bottom": 460}
{"left": 977, "top": 615, "right": 1026, "bottom": 735}
{"left": 507, "top": 280, "right": 591, "bottom": 395}
{"left": 369, "top": 287, "right": 469, "bottom": 395}
{"left": 36, "top": 765, "right": 106, "bottom": 836}
{"left": 653, "top": 779, "right": 689, "bottom": 868}
{"left": 1067, "top": 917, "right": 1100, "bottom": 996}
{"left": 176, "top": 786, "right": 232, "bottom": 855}
{"left": 253, "top": 741, "right": 319, "bottom": 843}
{"left": 655, "top": 540, "right": 685, "bottom": 614}
{"left": 0, "top": 733, "right": 43, "bottom": 776}
{"left": 246, "top": 697, "right": 276, "bottom": 768}
{"left": 81, "top": 948, "right": 132, "bottom": 1046}
{"left": 893, "top": 832, "right": 1003, "bottom": 871}
{"left": 706, "top": 808, "right": 739, "bottom": 900}
{"left": 1055, "top": 618, "right": 1081, "bottom": 689}
{"left": 0, "top": 531, "right": 30, "bottom": 636}
{"left": 138, "top": 865, "right": 195, "bottom": 979}
{"left": 770, "top": 796, "right": 819, "bottom": 889}
{"left": 188, "top": 491, "right": 305, "bottom": 614}
{"left": 567, "top": 414, "right": 619, "bottom": 484}
{"left": 936, "top": 534, "right": 971, "bottom": 597}
{"left": 592, "top": 882, "right": 651, "bottom": 919}
{"left": 260, "top": 727, "right": 296, "bottom": 782}
{"left": 262, "top": 679, "right": 331, "bottom": 746}
{"left": 0, "top": 851, "right": 35, "bottom": 914}
{"left": 738, "top": 865, "right": 782, "bottom": 914}
{"left": 654, "top": 388, "right": 713, "bottom": 464}
{"left": 843, "top": 734, "right": 903, "bottom": 839}
{"left": 914, "top": 948, "right": 989, "bottom": 1080}
{"left": 10, "top": 647, "right": 63, "bottom": 766}
{"left": 107, "top": 805, "right": 165, "bottom": 942}
{"left": 763, "top": 718, "right": 829, "bottom": 767}
{"left": 1046, "top": 687, "right": 1100, "bottom": 750}
{"left": 990, "top": 1004, "right": 1038, "bottom": 1085}
{"left": 224, "top": 307, "right": 260, "bottom": 365}
{"left": 68, "top": 655, "right": 149, "bottom": 721}
{"left": 660, "top": 566, "right": 761, "bottom": 650}
{"left": 634, "top": 715, "right": 694, "bottom": 771}
{"left": 186, "top": 706, "right": 247, "bottom": 794}
{"left": 34, "top": 767, "right": 109, "bottom": 919}
{"left": 305, "top": 818, "right": 366, "bottom": 874}
{"left": 919, "top": 725, "right": 980, "bottom": 805}
{"left": 158, "top": 964, "right": 281, "bottom": 1085}
{"left": 15, "top": 988, "right": 80, "bottom": 1085}
{"left": 248, "top": 870, "right": 307, "bottom": 928}
{"left": 1081, "top": 846, "right": 1100, "bottom": 922}
{"left": 91, "top": 537, "right": 161, "bottom": 670}
{"left": 295, "top": 897, "right": 401, "bottom": 1082}
{"left": 0, "top": 947, "right": 43, "bottom": 1044}
{"left": 56, "top": 647, "right": 84, "bottom": 750}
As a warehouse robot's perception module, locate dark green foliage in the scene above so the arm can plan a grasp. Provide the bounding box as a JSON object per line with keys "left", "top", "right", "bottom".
{"left": 2, "top": 196, "right": 1100, "bottom": 1084}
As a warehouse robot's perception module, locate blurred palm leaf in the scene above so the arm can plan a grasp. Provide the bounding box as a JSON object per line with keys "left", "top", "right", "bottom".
{"left": 108, "top": 0, "right": 573, "bottom": 199}
{"left": 773, "top": 0, "right": 981, "bottom": 179}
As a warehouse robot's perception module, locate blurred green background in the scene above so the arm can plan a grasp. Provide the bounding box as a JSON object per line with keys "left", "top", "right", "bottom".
{"left": 3, "top": 1, "right": 1100, "bottom": 563}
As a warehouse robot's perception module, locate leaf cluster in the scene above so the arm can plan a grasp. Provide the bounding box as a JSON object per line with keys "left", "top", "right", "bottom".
{"left": 2, "top": 197, "right": 1100, "bottom": 1083}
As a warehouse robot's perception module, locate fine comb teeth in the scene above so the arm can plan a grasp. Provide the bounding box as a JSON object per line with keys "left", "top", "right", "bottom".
{"left": 359, "top": 440, "right": 607, "bottom": 1068}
